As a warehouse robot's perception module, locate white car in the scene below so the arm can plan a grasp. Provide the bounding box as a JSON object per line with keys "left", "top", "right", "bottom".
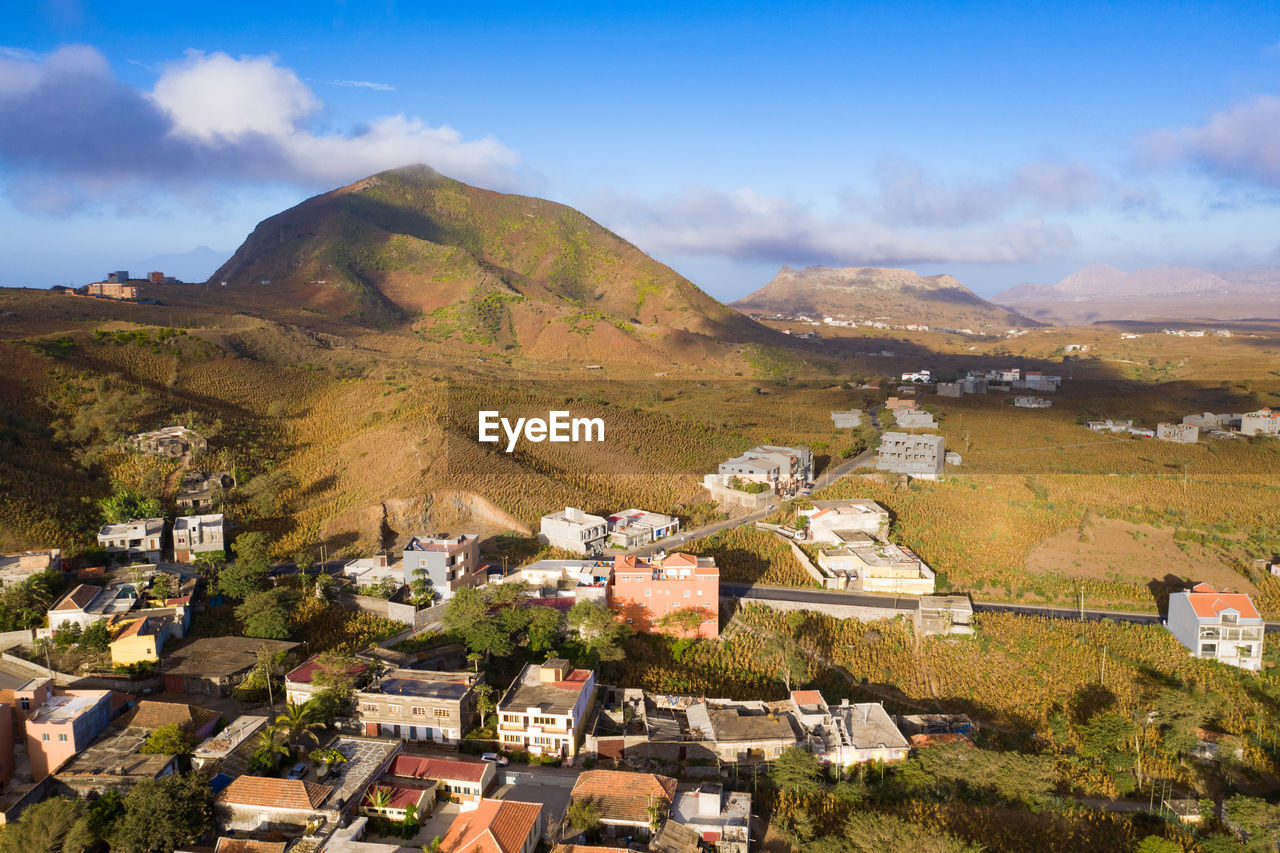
{"left": 481, "top": 752, "right": 509, "bottom": 766}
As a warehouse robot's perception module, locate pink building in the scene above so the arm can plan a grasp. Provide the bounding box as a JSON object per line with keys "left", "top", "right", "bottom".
{"left": 6, "top": 679, "right": 113, "bottom": 780}
{"left": 610, "top": 553, "right": 720, "bottom": 638}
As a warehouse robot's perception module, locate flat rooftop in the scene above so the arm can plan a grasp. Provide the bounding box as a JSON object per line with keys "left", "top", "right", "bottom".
{"left": 27, "top": 691, "right": 108, "bottom": 725}
{"left": 499, "top": 665, "right": 592, "bottom": 715}
{"left": 376, "top": 670, "right": 473, "bottom": 700}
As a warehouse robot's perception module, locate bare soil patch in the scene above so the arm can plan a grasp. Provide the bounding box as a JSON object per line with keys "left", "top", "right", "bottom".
{"left": 1026, "top": 518, "right": 1255, "bottom": 593}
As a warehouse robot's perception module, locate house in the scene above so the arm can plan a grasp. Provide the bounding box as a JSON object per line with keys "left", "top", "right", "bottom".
{"left": 539, "top": 508, "right": 608, "bottom": 555}
{"left": 936, "top": 383, "right": 963, "bottom": 398}
{"left": 192, "top": 715, "right": 269, "bottom": 771}
{"left": 883, "top": 397, "right": 917, "bottom": 412}
{"left": 46, "top": 584, "right": 112, "bottom": 632}
{"left": 816, "top": 534, "right": 935, "bottom": 595}
{"left": 52, "top": 726, "right": 179, "bottom": 795}
{"left": 1240, "top": 409, "right": 1280, "bottom": 436}
{"left": 830, "top": 409, "right": 863, "bottom": 427}
{"left": 284, "top": 655, "right": 374, "bottom": 706}
{"left": 379, "top": 753, "right": 495, "bottom": 803}
{"left": 45, "top": 578, "right": 190, "bottom": 640}
{"left": 114, "top": 699, "right": 221, "bottom": 739}
{"left": 176, "top": 472, "right": 234, "bottom": 509}
{"left": 402, "top": 534, "right": 484, "bottom": 601}
{"left": 901, "top": 371, "right": 931, "bottom": 383}
{"left": 494, "top": 560, "right": 613, "bottom": 608}
{"left": 810, "top": 699, "right": 909, "bottom": 766}
{"left": 610, "top": 553, "right": 719, "bottom": 638}
{"left": 0, "top": 549, "right": 62, "bottom": 588}
{"left": 127, "top": 426, "right": 206, "bottom": 457}
{"left": 670, "top": 783, "right": 750, "bottom": 853}
{"left": 801, "top": 500, "right": 890, "bottom": 545}
{"left": 606, "top": 510, "right": 680, "bottom": 549}
{"left": 342, "top": 555, "right": 399, "bottom": 591}
{"left": 161, "top": 637, "right": 299, "bottom": 696}
{"left": 351, "top": 669, "right": 480, "bottom": 742}
{"left": 1012, "top": 396, "right": 1052, "bottom": 408}
{"left": 1166, "top": 583, "right": 1264, "bottom": 671}
{"left": 1157, "top": 422, "right": 1199, "bottom": 444}
{"left": 1016, "top": 372, "right": 1062, "bottom": 392}
{"left": 567, "top": 770, "right": 676, "bottom": 837}
{"left": 359, "top": 780, "right": 435, "bottom": 821}
{"left": 875, "top": 432, "right": 945, "bottom": 480}
{"left": 893, "top": 409, "right": 938, "bottom": 429}
{"left": 97, "top": 518, "right": 164, "bottom": 563}
{"left": 215, "top": 775, "right": 336, "bottom": 833}
{"left": 86, "top": 281, "right": 138, "bottom": 300}
{"left": 9, "top": 680, "right": 113, "bottom": 780}
{"left": 173, "top": 514, "right": 224, "bottom": 562}
{"left": 716, "top": 446, "right": 813, "bottom": 491}
{"left": 110, "top": 616, "right": 167, "bottom": 667}
{"left": 648, "top": 822, "right": 701, "bottom": 853}
{"left": 1089, "top": 419, "right": 1134, "bottom": 433}
{"left": 961, "top": 376, "right": 988, "bottom": 394}
{"left": 1182, "top": 412, "right": 1242, "bottom": 430}
{"left": 686, "top": 700, "right": 801, "bottom": 763}
{"left": 497, "top": 659, "right": 596, "bottom": 758}
{"left": 438, "top": 798, "right": 545, "bottom": 853}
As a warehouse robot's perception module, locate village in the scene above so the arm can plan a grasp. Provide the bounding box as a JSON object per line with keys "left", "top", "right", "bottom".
{"left": 0, "top": 353, "right": 1276, "bottom": 853}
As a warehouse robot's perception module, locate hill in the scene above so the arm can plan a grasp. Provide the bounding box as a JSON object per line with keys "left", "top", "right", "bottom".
{"left": 996, "top": 263, "right": 1280, "bottom": 323}
{"left": 209, "top": 165, "right": 781, "bottom": 371}
{"left": 732, "top": 265, "right": 1036, "bottom": 331}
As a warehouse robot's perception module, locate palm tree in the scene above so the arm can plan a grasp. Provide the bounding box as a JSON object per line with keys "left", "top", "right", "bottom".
{"left": 251, "top": 726, "right": 289, "bottom": 773}
{"left": 276, "top": 701, "right": 324, "bottom": 750}
{"left": 365, "top": 784, "right": 394, "bottom": 814}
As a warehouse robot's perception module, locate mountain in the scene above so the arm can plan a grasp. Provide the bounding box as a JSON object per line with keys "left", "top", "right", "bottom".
{"left": 995, "top": 263, "right": 1280, "bottom": 324}
{"left": 731, "top": 265, "right": 1036, "bottom": 330}
{"left": 209, "top": 165, "right": 779, "bottom": 369}
{"left": 128, "top": 245, "right": 230, "bottom": 283}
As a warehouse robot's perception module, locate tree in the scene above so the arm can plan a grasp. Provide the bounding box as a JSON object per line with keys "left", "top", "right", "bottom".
{"left": 566, "top": 799, "right": 601, "bottom": 833}
{"left": 99, "top": 488, "right": 162, "bottom": 525}
{"left": 840, "top": 813, "right": 982, "bottom": 853}
{"left": 0, "top": 796, "right": 95, "bottom": 853}
{"left": 276, "top": 701, "right": 323, "bottom": 749}
{"left": 473, "top": 683, "right": 496, "bottom": 729}
{"left": 653, "top": 606, "right": 709, "bottom": 638}
{"left": 1224, "top": 795, "right": 1280, "bottom": 850}
{"left": 1135, "top": 838, "right": 1182, "bottom": 853}
{"left": 526, "top": 606, "right": 565, "bottom": 654}
{"left": 764, "top": 635, "right": 808, "bottom": 692}
{"left": 315, "top": 573, "right": 338, "bottom": 603}
{"left": 148, "top": 573, "right": 173, "bottom": 603}
{"left": 769, "top": 747, "right": 824, "bottom": 795}
{"left": 237, "top": 588, "right": 297, "bottom": 639}
{"left": 139, "top": 723, "right": 195, "bottom": 756}
{"left": 248, "top": 727, "right": 290, "bottom": 775}
{"left": 218, "top": 531, "right": 272, "bottom": 598}
{"left": 78, "top": 619, "right": 111, "bottom": 652}
{"left": 410, "top": 567, "right": 434, "bottom": 607}
{"left": 110, "top": 772, "right": 213, "bottom": 853}
{"left": 568, "top": 600, "right": 632, "bottom": 662}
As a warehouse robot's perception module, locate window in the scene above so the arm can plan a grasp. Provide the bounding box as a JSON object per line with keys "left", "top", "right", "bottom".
{"left": 360, "top": 703, "right": 378, "bottom": 712}
{"left": 387, "top": 705, "right": 402, "bottom": 714}
{"left": 41, "top": 733, "right": 50, "bottom": 741}
{"left": 434, "top": 709, "right": 450, "bottom": 718}
{"left": 684, "top": 590, "right": 691, "bottom": 598}
{"left": 533, "top": 716, "right": 557, "bottom": 726}
{"left": 644, "top": 588, "right": 651, "bottom": 596}
{"left": 412, "top": 707, "right": 426, "bottom": 716}
{"left": 20, "top": 698, "right": 29, "bottom": 711}
{"left": 58, "top": 733, "right": 67, "bottom": 742}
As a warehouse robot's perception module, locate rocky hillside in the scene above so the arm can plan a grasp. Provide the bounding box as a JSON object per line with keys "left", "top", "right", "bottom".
{"left": 732, "top": 265, "right": 1036, "bottom": 331}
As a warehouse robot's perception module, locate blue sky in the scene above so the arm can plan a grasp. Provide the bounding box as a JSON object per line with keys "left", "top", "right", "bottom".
{"left": 2, "top": 1, "right": 1279, "bottom": 298}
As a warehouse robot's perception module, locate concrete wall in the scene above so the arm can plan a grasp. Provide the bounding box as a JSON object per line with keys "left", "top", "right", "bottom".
{"left": 736, "top": 598, "right": 916, "bottom": 623}
{"left": 347, "top": 594, "right": 438, "bottom": 628}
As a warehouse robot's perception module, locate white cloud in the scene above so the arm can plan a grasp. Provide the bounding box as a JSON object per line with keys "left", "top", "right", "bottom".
{"left": 152, "top": 51, "right": 320, "bottom": 142}
{"left": 0, "top": 45, "right": 525, "bottom": 213}
{"left": 1147, "top": 94, "right": 1280, "bottom": 187}
{"left": 328, "top": 79, "right": 395, "bottom": 91}
{"left": 590, "top": 186, "right": 1076, "bottom": 266}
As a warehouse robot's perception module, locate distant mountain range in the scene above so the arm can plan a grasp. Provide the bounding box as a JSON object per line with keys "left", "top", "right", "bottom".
{"left": 996, "top": 264, "right": 1280, "bottom": 324}
{"left": 732, "top": 265, "right": 1036, "bottom": 330}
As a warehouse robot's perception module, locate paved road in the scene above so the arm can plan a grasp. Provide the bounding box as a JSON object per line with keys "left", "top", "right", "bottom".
{"left": 627, "top": 445, "right": 877, "bottom": 558}
{"left": 721, "top": 583, "right": 1280, "bottom": 633}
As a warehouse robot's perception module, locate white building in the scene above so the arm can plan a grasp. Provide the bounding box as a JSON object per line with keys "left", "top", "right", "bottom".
{"left": 801, "top": 500, "right": 890, "bottom": 545}
{"left": 830, "top": 409, "right": 864, "bottom": 428}
{"left": 0, "top": 549, "right": 62, "bottom": 587}
{"left": 539, "top": 507, "right": 608, "bottom": 554}
{"left": 1156, "top": 422, "right": 1199, "bottom": 444}
{"left": 901, "top": 370, "right": 931, "bottom": 383}
{"left": 1166, "top": 583, "right": 1263, "bottom": 671}
{"left": 606, "top": 509, "right": 680, "bottom": 549}
{"left": 1013, "top": 396, "right": 1052, "bottom": 408}
{"left": 795, "top": 693, "right": 910, "bottom": 766}
{"left": 173, "top": 514, "right": 224, "bottom": 562}
{"left": 1240, "top": 409, "right": 1280, "bottom": 437}
{"left": 894, "top": 409, "right": 939, "bottom": 429}
{"left": 97, "top": 518, "right": 164, "bottom": 563}
{"left": 817, "top": 533, "right": 935, "bottom": 594}
{"left": 497, "top": 659, "right": 596, "bottom": 758}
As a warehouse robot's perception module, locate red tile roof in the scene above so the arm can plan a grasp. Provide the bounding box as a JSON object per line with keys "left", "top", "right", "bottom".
{"left": 789, "top": 690, "right": 825, "bottom": 707}
{"left": 439, "top": 798, "right": 542, "bottom": 853}
{"left": 387, "top": 754, "right": 490, "bottom": 784}
{"left": 1185, "top": 584, "right": 1260, "bottom": 620}
{"left": 285, "top": 654, "right": 370, "bottom": 685}
{"left": 116, "top": 700, "right": 220, "bottom": 732}
{"left": 569, "top": 770, "right": 677, "bottom": 824}
{"left": 217, "top": 775, "right": 333, "bottom": 810}
{"left": 214, "top": 840, "right": 287, "bottom": 853}
{"left": 362, "top": 782, "right": 434, "bottom": 811}
{"left": 51, "top": 584, "right": 100, "bottom": 611}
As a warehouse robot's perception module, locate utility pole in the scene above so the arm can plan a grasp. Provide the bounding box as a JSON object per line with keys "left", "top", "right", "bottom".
{"left": 1100, "top": 645, "right": 1108, "bottom": 685}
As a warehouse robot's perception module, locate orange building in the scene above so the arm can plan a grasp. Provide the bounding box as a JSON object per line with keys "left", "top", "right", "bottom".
{"left": 610, "top": 553, "right": 719, "bottom": 638}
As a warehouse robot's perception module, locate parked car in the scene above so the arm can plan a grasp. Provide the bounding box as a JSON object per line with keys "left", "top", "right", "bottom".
{"left": 481, "top": 752, "right": 509, "bottom": 766}
{"left": 285, "top": 762, "right": 308, "bottom": 780}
